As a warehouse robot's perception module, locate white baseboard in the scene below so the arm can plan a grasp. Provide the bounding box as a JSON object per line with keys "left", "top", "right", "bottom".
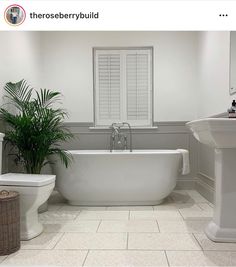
{"left": 195, "top": 174, "right": 214, "bottom": 204}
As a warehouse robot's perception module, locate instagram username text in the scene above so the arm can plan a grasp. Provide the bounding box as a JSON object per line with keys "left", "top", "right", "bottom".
{"left": 30, "top": 12, "right": 99, "bottom": 20}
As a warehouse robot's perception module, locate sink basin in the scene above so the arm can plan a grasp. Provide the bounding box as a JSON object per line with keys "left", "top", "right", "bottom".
{"left": 186, "top": 118, "right": 236, "bottom": 148}
{"left": 187, "top": 117, "right": 236, "bottom": 242}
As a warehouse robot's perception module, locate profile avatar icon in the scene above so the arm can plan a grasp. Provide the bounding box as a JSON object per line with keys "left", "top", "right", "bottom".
{"left": 5, "top": 5, "right": 26, "bottom": 26}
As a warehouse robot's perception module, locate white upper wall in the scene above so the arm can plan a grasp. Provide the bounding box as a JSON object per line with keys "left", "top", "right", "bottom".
{"left": 197, "top": 31, "right": 231, "bottom": 118}
{"left": 0, "top": 31, "right": 232, "bottom": 122}
{"left": 0, "top": 32, "right": 42, "bottom": 102}
{"left": 41, "top": 31, "right": 198, "bottom": 122}
{"left": 230, "top": 32, "right": 236, "bottom": 91}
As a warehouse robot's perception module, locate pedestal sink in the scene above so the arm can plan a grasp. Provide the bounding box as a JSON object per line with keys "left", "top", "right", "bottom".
{"left": 187, "top": 118, "right": 236, "bottom": 242}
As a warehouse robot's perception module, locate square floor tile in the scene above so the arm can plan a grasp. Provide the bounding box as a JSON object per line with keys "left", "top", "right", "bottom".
{"left": 229, "top": 252, "right": 236, "bottom": 265}
{"left": 47, "top": 204, "right": 63, "bottom": 211}
{"left": 186, "top": 190, "right": 205, "bottom": 197}
{"left": 179, "top": 210, "right": 213, "bottom": 220}
{"left": 186, "top": 190, "right": 209, "bottom": 203}
{"left": 0, "top": 256, "right": 7, "bottom": 264}
{"left": 190, "top": 196, "right": 210, "bottom": 203}
{"left": 21, "top": 232, "right": 63, "bottom": 250}
{"left": 177, "top": 204, "right": 203, "bottom": 212}
{"left": 198, "top": 203, "right": 214, "bottom": 211}
{"left": 76, "top": 211, "right": 129, "bottom": 220}
{"left": 78, "top": 206, "right": 108, "bottom": 210}
{"left": 166, "top": 250, "right": 231, "bottom": 266}
{"left": 194, "top": 233, "right": 236, "bottom": 251}
{"left": 158, "top": 220, "right": 207, "bottom": 233}
{"left": 98, "top": 220, "right": 159, "bottom": 233}
{"left": 58, "top": 205, "right": 83, "bottom": 211}
{"left": 130, "top": 210, "right": 183, "bottom": 221}
{"left": 176, "top": 203, "right": 201, "bottom": 209}
{"left": 153, "top": 203, "right": 178, "bottom": 210}
{"left": 1, "top": 249, "right": 88, "bottom": 266}
{"left": 128, "top": 233, "right": 201, "bottom": 250}
{"left": 84, "top": 250, "right": 168, "bottom": 266}
{"left": 107, "top": 206, "right": 153, "bottom": 211}
{"left": 55, "top": 233, "right": 127, "bottom": 249}
{"left": 209, "top": 202, "right": 214, "bottom": 208}
{"left": 154, "top": 203, "right": 202, "bottom": 211}
{"left": 43, "top": 220, "right": 100, "bottom": 233}
{"left": 173, "top": 190, "right": 188, "bottom": 194}
{"left": 170, "top": 191, "right": 193, "bottom": 204}
{"left": 39, "top": 210, "right": 80, "bottom": 221}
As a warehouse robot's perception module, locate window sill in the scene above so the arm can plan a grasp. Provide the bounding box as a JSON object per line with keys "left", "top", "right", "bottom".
{"left": 89, "top": 126, "right": 158, "bottom": 130}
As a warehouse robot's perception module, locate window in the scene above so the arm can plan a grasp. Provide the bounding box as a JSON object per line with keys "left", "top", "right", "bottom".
{"left": 93, "top": 47, "right": 153, "bottom": 127}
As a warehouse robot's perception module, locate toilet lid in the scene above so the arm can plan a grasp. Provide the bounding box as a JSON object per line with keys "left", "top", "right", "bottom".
{"left": 0, "top": 173, "right": 56, "bottom": 187}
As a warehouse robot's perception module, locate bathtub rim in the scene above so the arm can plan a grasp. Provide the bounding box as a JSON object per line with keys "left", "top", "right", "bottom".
{"left": 66, "top": 149, "right": 183, "bottom": 155}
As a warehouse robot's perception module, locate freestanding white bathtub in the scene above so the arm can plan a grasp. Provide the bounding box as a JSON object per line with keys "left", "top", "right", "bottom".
{"left": 53, "top": 149, "right": 189, "bottom": 206}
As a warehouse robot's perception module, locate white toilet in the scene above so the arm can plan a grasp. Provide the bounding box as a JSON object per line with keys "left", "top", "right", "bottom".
{"left": 0, "top": 134, "right": 55, "bottom": 240}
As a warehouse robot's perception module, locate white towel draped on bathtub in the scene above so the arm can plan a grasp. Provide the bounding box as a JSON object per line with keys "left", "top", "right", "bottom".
{"left": 177, "top": 149, "right": 190, "bottom": 175}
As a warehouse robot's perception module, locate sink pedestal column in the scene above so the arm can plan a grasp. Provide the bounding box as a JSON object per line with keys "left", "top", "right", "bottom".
{"left": 205, "top": 148, "right": 236, "bottom": 242}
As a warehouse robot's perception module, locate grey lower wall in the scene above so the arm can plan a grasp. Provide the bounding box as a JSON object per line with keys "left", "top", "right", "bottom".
{"left": 196, "top": 143, "right": 215, "bottom": 203}
{"left": 194, "top": 112, "right": 229, "bottom": 203}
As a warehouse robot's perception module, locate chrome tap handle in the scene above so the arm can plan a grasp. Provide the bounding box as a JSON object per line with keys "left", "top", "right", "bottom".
{"left": 124, "top": 135, "right": 127, "bottom": 150}
{"left": 110, "top": 125, "right": 117, "bottom": 152}
{"left": 122, "top": 122, "right": 132, "bottom": 152}
{"left": 110, "top": 135, "right": 113, "bottom": 152}
{"left": 112, "top": 136, "right": 115, "bottom": 151}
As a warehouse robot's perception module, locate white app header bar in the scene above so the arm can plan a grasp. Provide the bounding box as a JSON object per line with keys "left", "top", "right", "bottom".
{"left": 0, "top": 0, "right": 235, "bottom": 31}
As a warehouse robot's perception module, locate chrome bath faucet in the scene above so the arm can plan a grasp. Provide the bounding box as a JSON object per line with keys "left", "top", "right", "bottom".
{"left": 110, "top": 122, "right": 132, "bottom": 152}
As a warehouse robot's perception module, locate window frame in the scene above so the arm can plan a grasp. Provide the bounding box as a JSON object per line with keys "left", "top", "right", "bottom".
{"left": 93, "top": 46, "right": 154, "bottom": 128}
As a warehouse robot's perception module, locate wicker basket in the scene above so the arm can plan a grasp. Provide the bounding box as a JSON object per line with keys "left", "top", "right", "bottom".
{"left": 0, "top": 190, "right": 20, "bottom": 255}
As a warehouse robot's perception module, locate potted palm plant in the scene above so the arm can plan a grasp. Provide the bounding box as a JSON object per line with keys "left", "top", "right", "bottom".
{"left": 0, "top": 79, "right": 73, "bottom": 177}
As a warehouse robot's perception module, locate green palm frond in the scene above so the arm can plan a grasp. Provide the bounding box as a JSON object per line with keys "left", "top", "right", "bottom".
{"left": 35, "top": 88, "right": 62, "bottom": 108}
{"left": 0, "top": 79, "right": 74, "bottom": 174}
{"left": 4, "top": 80, "right": 33, "bottom": 111}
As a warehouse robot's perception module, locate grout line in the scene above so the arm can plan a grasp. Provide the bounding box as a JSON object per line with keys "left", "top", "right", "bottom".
{"left": 126, "top": 233, "right": 129, "bottom": 250}
{"left": 192, "top": 233, "right": 203, "bottom": 251}
{"left": 73, "top": 210, "right": 81, "bottom": 220}
{"left": 82, "top": 250, "right": 90, "bottom": 266}
{"left": 40, "top": 230, "right": 205, "bottom": 234}
{"left": 197, "top": 203, "right": 205, "bottom": 211}
{"left": 156, "top": 220, "right": 160, "bottom": 232}
{"left": 96, "top": 220, "right": 102, "bottom": 233}
{"left": 201, "top": 202, "right": 214, "bottom": 211}
{"left": 75, "top": 211, "right": 82, "bottom": 221}
{"left": 128, "top": 210, "right": 130, "bottom": 220}
{"left": 42, "top": 218, "right": 190, "bottom": 223}
{"left": 18, "top": 248, "right": 236, "bottom": 252}
{"left": 0, "top": 255, "right": 9, "bottom": 264}
{"left": 178, "top": 209, "right": 185, "bottom": 220}
{"left": 164, "top": 250, "right": 170, "bottom": 267}
{"left": 51, "top": 232, "right": 65, "bottom": 250}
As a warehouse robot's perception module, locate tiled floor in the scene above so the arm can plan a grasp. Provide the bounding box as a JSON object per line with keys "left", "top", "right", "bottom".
{"left": 2, "top": 190, "right": 236, "bottom": 266}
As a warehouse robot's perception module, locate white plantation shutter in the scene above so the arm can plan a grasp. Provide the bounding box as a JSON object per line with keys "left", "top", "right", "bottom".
{"left": 96, "top": 52, "right": 121, "bottom": 124}
{"left": 126, "top": 51, "right": 151, "bottom": 125}
{"left": 94, "top": 48, "right": 152, "bottom": 127}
